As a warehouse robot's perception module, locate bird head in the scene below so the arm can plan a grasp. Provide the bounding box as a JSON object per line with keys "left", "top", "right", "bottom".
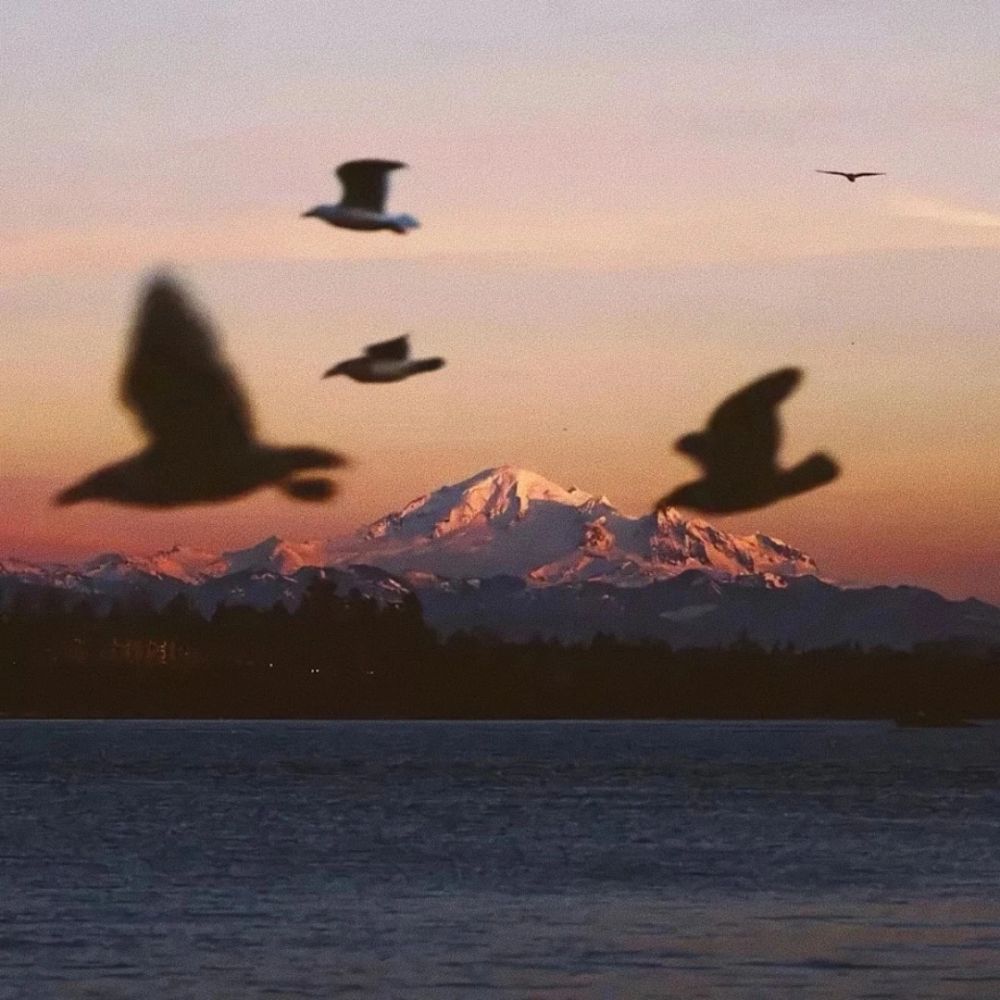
{"left": 675, "top": 433, "right": 708, "bottom": 459}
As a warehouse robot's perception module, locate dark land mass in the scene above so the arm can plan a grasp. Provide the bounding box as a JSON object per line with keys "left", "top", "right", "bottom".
{"left": 1, "top": 578, "right": 997, "bottom": 720}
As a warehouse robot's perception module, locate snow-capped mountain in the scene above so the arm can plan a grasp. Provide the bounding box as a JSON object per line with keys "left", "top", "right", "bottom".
{"left": 3, "top": 467, "right": 818, "bottom": 591}
{"left": 2, "top": 467, "right": 998, "bottom": 649}
{"left": 328, "top": 466, "right": 819, "bottom": 585}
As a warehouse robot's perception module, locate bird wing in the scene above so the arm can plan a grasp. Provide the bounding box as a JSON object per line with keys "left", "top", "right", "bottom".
{"left": 816, "top": 170, "right": 850, "bottom": 178}
{"left": 698, "top": 368, "right": 802, "bottom": 474}
{"left": 121, "top": 276, "right": 255, "bottom": 451}
{"left": 364, "top": 335, "right": 410, "bottom": 361}
{"left": 851, "top": 172, "right": 885, "bottom": 178}
{"left": 336, "top": 159, "right": 407, "bottom": 212}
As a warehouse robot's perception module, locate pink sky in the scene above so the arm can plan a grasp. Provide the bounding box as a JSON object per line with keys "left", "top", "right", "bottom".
{"left": 1, "top": 1, "right": 998, "bottom": 602}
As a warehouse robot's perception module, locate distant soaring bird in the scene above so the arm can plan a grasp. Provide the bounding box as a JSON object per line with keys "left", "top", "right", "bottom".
{"left": 302, "top": 159, "right": 419, "bottom": 233}
{"left": 816, "top": 170, "right": 885, "bottom": 183}
{"left": 657, "top": 368, "right": 839, "bottom": 514}
{"left": 324, "top": 335, "right": 444, "bottom": 383}
{"left": 56, "top": 276, "right": 347, "bottom": 508}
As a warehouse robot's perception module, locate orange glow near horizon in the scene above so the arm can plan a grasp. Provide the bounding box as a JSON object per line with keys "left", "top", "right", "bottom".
{"left": 1, "top": 2, "right": 997, "bottom": 603}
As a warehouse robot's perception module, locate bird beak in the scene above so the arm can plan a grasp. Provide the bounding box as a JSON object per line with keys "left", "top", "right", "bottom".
{"left": 301, "top": 209, "right": 318, "bottom": 219}
{"left": 322, "top": 365, "right": 343, "bottom": 379}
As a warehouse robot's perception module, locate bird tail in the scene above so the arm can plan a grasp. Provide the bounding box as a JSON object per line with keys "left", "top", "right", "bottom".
{"left": 413, "top": 358, "right": 445, "bottom": 374}
{"left": 390, "top": 214, "right": 420, "bottom": 233}
{"left": 655, "top": 482, "right": 700, "bottom": 514}
{"left": 54, "top": 482, "right": 88, "bottom": 506}
{"left": 279, "top": 447, "right": 349, "bottom": 472}
{"left": 786, "top": 453, "right": 840, "bottom": 492}
{"left": 282, "top": 477, "right": 338, "bottom": 502}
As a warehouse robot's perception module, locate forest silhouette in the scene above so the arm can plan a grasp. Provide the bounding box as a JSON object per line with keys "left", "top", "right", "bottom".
{"left": 1, "top": 579, "right": 996, "bottom": 720}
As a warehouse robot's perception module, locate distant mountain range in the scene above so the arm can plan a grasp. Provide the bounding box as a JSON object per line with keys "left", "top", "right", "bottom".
{"left": 3, "top": 466, "right": 998, "bottom": 649}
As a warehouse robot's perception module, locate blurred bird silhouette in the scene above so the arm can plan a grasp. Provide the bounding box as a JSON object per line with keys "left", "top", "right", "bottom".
{"left": 302, "top": 159, "right": 419, "bottom": 233}
{"left": 816, "top": 170, "right": 885, "bottom": 183}
{"left": 658, "top": 368, "right": 839, "bottom": 514}
{"left": 324, "top": 335, "right": 444, "bottom": 383}
{"left": 56, "top": 275, "right": 347, "bottom": 508}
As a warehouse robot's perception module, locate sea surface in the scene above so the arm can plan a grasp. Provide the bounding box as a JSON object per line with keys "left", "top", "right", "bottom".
{"left": 1, "top": 720, "right": 999, "bottom": 999}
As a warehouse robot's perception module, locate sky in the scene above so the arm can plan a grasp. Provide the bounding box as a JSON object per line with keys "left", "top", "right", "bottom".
{"left": 1, "top": 0, "right": 998, "bottom": 602}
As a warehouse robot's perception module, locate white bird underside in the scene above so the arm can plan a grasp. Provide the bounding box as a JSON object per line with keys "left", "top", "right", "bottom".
{"left": 305, "top": 204, "right": 420, "bottom": 233}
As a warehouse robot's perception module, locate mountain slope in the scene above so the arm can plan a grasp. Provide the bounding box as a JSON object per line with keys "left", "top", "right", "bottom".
{"left": 328, "top": 466, "right": 819, "bottom": 584}
{"left": 3, "top": 467, "right": 997, "bottom": 650}
{"left": 417, "top": 571, "right": 1000, "bottom": 648}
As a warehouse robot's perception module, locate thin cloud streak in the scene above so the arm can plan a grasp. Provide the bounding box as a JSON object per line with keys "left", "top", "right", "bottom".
{"left": 9, "top": 193, "right": 1000, "bottom": 280}
{"left": 893, "top": 195, "right": 1000, "bottom": 230}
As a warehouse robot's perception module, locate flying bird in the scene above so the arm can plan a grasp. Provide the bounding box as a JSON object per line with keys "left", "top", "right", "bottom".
{"left": 324, "top": 335, "right": 444, "bottom": 383}
{"left": 657, "top": 368, "right": 839, "bottom": 515}
{"left": 56, "top": 276, "right": 348, "bottom": 508}
{"left": 816, "top": 170, "right": 885, "bottom": 183}
{"left": 302, "top": 159, "right": 419, "bottom": 233}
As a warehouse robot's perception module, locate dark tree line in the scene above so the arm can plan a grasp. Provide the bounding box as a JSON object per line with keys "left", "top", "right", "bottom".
{"left": 1, "top": 579, "right": 998, "bottom": 719}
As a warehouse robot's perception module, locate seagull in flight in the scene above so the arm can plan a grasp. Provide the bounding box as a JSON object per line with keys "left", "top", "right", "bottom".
{"left": 56, "top": 275, "right": 347, "bottom": 508}
{"left": 302, "top": 159, "right": 419, "bottom": 234}
{"left": 657, "top": 368, "right": 839, "bottom": 515}
{"left": 324, "top": 335, "right": 444, "bottom": 383}
{"left": 816, "top": 170, "right": 885, "bottom": 183}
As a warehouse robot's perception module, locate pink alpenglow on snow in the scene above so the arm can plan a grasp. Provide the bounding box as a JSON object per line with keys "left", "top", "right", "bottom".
{"left": 13, "top": 467, "right": 821, "bottom": 592}
{"left": 336, "top": 466, "right": 820, "bottom": 585}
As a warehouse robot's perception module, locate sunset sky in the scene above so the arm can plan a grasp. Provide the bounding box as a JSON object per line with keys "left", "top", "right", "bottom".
{"left": 1, "top": 0, "right": 998, "bottom": 602}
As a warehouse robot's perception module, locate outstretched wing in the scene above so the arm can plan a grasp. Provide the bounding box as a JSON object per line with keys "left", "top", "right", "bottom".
{"left": 849, "top": 172, "right": 884, "bottom": 179}
{"left": 699, "top": 368, "right": 801, "bottom": 475}
{"left": 816, "top": 170, "right": 850, "bottom": 178}
{"left": 364, "top": 335, "right": 410, "bottom": 361}
{"left": 121, "top": 275, "right": 255, "bottom": 451}
{"left": 336, "top": 159, "right": 407, "bottom": 212}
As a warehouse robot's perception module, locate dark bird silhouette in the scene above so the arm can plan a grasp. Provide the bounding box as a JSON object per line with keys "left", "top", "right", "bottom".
{"left": 302, "top": 159, "right": 419, "bottom": 233}
{"left": 324, "top": 335, "right": 444, "bottom": 383}
{"left": 657, "top": 368, "right": 839, "bottom": 514}
{"left": 816, "top": 170, "right": 885, "bottom": 183}
{"left": 56, "top": 276, "right": 347, "bottom": 508}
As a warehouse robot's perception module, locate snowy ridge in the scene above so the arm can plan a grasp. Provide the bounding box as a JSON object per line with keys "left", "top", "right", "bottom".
{"left": 335, "top": 467, "right": 818, "bottom": 585}
{"left": 0, "top": 467, "right": 818, "bottom": 591}
{"left": 2, "top": 466, "right": 998, "bottom": 649}
{"left": 364, "top": 466, "right": 608, "bottom": 542}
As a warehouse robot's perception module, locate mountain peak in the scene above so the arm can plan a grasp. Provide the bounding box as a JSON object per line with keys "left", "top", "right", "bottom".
{"left": 219, "top": 536, "right": 331, "bottom": 577}
{"left": 340, "top": 466, "right": 820, "bottom": 585}
{"left": 459, "top": 466, "right": 596, "bottom": 505}
{"left": 363, "top": 466, "right": 604, "bottom": 543}
{"left": 3, "top": 468, "right": 820, "bottom": 602}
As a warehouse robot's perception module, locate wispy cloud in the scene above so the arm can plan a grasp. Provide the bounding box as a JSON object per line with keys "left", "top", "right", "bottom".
{"left": 892, "top": 196, "right": 1000, "bottom": 230}
{"left": 8, "top": 192, "right": 1000, "bottom": 282}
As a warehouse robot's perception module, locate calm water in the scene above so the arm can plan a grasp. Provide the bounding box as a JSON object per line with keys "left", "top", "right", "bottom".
{"left": 2, "top": 720, "right": 1000, "bottom": 999}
